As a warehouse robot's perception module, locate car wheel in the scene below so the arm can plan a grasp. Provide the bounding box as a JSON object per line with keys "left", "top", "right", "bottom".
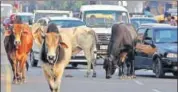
{"left": 173, "top": 72, "right": 178, "bottom": 77}
{"left": 72, "top": 63, "right": 78, "bottom": 68}
{"left": 32, "top": 60, "right": 38, "bottom": 67}
{"left": 30, "top": 50, "right": 38, "bottom": 67}
{"left": 154, "top": 58, "right": 164, "bottom": 78}
{"left": 91, "top": 64, "right": 93, "bottom": 69}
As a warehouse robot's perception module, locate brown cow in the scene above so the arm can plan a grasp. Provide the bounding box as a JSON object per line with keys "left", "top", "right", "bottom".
{"left": 4, "top": 16, "right": 33, "bottom": 84}
{"left": 32, "top": 23, "right": 97, "bottom": 77}
{"left": 33, "top": 23, "right": 72, "bottom": 92}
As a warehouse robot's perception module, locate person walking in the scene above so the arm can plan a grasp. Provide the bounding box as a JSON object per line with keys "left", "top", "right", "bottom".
{"left": 164, "top": 13, "right": 177, "bottom": 26}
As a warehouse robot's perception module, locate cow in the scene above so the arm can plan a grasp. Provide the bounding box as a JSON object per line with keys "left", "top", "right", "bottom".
{"left": 4, "top": 16, "right": 33, "bottom": 84}
{"left": 33, "top": 23, "right": 72, "bottom": 92}
{"left": 32, "top": 23, "right": 97, "bottom": 77}
{"left": 103, "top": 23, "right": 137, "bottom": 79}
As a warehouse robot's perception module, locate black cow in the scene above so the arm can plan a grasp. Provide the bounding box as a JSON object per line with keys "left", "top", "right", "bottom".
{"left": 104, "top": 23, "right": 137, "bottom": 79}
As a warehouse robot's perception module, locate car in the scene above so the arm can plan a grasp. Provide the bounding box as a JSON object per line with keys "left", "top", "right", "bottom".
{"left": 135, "top": 23, "right": 177, "bottom": 78}
{"left": 33, "top": 10, "right": 73, "bottom": 22}
{"left": 30, "top": 16, "right": 86, "bottom": 67}
{"left": 14, "top": 12, "right": 34, "bottom": 25}
{"left": 131, "top": 17, "right": 158, "bottom": 29}
{"left": 36, "top": 16, "right": 85, "bottom": 28}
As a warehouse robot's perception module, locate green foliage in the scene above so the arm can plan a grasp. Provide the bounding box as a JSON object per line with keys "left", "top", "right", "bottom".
{"left": 43, "top": 0, "right": 87, "bottom": 11}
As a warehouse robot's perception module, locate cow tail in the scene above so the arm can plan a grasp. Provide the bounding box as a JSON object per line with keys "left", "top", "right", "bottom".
{"left": 88, "top": 29, "right": 97, "bottom": 53}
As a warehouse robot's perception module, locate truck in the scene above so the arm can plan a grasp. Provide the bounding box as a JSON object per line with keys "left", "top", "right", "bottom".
{"left": 79, "top": 5, "right": 130, "bottom": 58}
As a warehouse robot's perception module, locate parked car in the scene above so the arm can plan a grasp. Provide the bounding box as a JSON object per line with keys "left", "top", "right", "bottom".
{"left": 14, "top": 12, "right": 34, "bottom": 25}
{"left": 131, "top": 17, "right": 158, "bottom": 29}
{"left": 30, "top": 16, "right": 86, "bottom": 67}
{"left": 135, "top": 23, "right": 177, "bottom": 78}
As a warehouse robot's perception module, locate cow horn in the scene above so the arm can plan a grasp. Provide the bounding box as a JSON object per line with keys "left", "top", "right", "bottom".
{"left": 41, "top": 32, "right": 46, "bottom": 38}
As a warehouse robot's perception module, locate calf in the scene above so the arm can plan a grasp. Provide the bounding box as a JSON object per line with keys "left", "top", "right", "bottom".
{"left": 33, "top": 23, "right": 72, "bottom": 92}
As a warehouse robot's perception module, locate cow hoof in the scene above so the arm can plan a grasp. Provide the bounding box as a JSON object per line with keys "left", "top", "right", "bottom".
{"left": 84, "top": 75, "right": 89, "bottom": 78}
{"left": 106, "top": 76, "right": 111, "bottom": 79}
{"left": 18, "top": 82, "right": 23, "bottom": 85}
{"left": 12, "top": 80, "right": 18, "bottom": 84}
{"left": 65, "top": 74, "right": 73, "bottom": 78}
{"left": 120, "top": 76, "right": 126, "bottom": 80}
{"left": 92, "top": 73, "right": 96, "bottom": 78}
{"left": 84, "top": 72, "right": 90, "bottom": 78}
{"left": 21, "top": 79, "right": 26, "bottom": 84}
{"left": 131, "top": 75, "right": 136, "bottom": 79}
{"left": 127, "top": 76, "right": 132, "bottom": 79}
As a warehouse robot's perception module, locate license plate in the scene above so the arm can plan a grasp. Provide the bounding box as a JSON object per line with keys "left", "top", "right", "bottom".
{"left": 100, "top": 45, "right": 108, "bottom": 50}
{"left": 76, "top": 51, "right": 85, "bottom": 56}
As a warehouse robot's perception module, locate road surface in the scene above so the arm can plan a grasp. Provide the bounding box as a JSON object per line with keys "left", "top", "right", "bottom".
{"left": 1, "top": 33, "right": 177, "bottom": 92}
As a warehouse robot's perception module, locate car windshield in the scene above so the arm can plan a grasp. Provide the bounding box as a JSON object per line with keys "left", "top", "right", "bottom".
{"left": 155, "top": 29, "right": 177, "bottom": 43}
{"left": 18, "top": 15, "right": 33, "bottom": 23}
{"left": 84, "top": 10, "right": 129, "bottom": 28}
{"left": 34, "top": 13, "right": 69, "bottom": 22}
{"left": 131, "top": 19, "right": 157, "bottom": 29}
{"left": 49, "top": 20, "right": 85, "bottom": 28}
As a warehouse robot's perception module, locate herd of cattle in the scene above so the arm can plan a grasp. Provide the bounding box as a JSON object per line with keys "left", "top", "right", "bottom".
{"left": 4, "top": 16, "right": 139, "bottom": 92}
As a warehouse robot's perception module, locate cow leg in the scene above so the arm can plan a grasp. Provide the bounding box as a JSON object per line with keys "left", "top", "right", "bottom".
{"left": 12, "top": 62, "right": 18, "bottom": 84}
{"left": 20, "top": 55, "right": 28, "bottom": 84}
{"left": 53, "top": 64, "right": 65, "bottom": 92}
{"left": 118, "top": 61, "right": 122, "bottom": 77}
{"left": 127, "top": 61, "right": 132, "bottom": 79}
{"left": 123, "top": 62, "right": 127, "bottom": 79}
{"left": 42, "top": 65, "right": 55, "bottom": 92}
{"left": 21, "top": 63, "right": 26, "bottom": 84}
{"left": 15, "top": 62, "right": 21, "bottom": 84}
{"left": 119, "top": 63, "right": 124, "bottom": 79}
{"left": 26, "top": 61, "right": 29, "bottom": 71}
{"left": 118, "top": 66, "right": 122, "bottom": 77}
{"left": 130, "top": 60, "right": 136, "bottom": 79}
{"left": 84, "top": 49, "right": 93, "bottom": 77}
{"left": 91, "top": 49, "right": 97, "bottom": 77}
{"left": 7, "top": 55, "right": 17, "bottom": 84}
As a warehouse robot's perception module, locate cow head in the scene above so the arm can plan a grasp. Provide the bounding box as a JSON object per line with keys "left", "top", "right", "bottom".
{"left": 103, "top": 55, "right": 116, "bottom": 79}
{"left": 13, "top": 24, "right": 29, "bottom": 48}
{"left": 32, "top": 23, "right": 68, "bottom": 64}
{"left": 43, "top": 32, "right": 68, "bottom": 64}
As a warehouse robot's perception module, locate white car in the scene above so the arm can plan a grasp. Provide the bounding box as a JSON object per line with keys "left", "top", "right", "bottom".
{"left": 33, "top": 10, "right": 73, "bottom": 22}
{"left": 30, "top": 16, "right": 87, "bottom": 67}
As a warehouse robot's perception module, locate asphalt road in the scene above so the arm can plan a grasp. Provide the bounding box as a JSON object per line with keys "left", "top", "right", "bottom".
{"left": 1, "top": 33, "right": 177, "bottom": 92}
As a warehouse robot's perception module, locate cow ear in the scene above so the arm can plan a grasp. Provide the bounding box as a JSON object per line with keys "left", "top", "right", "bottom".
{"left": 59, "top": 42, "right": 68, "bottom": 48}
{"left": 33, "top": 28, "right": 44, "bottom": 47}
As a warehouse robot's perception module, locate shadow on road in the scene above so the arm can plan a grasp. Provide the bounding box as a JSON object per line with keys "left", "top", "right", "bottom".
{"left": 136, "top": 74, "right": 177, "bottom": 79}
{"left": 65, "top": 66, "right": 86, "bottom": 70}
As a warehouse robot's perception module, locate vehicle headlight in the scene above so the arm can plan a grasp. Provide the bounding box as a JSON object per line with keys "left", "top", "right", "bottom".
{"left": 167, "top": 53, "right": 177, "bottom": 58}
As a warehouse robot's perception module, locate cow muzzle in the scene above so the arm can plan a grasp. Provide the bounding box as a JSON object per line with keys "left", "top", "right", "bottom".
{"left": 14, "top": 40, "right": 21, "bottom": 48}
{"left": 47, "top": 54, "right": 56, "bottom": 64}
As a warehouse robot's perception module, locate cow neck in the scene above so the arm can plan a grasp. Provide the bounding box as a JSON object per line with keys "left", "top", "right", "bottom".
{"left": 4, "top": 32, "right": 16, "bottom": 53}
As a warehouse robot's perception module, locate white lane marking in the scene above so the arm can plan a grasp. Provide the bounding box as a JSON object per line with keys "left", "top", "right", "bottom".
{"left": 152, "top": 89, "right": 161, "bottom": 92}
{"left": 79, "top": 70, "right": 93, "bottom": 72}
{"left": 134, "top": 80, "right": 144, "bottom": 85}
